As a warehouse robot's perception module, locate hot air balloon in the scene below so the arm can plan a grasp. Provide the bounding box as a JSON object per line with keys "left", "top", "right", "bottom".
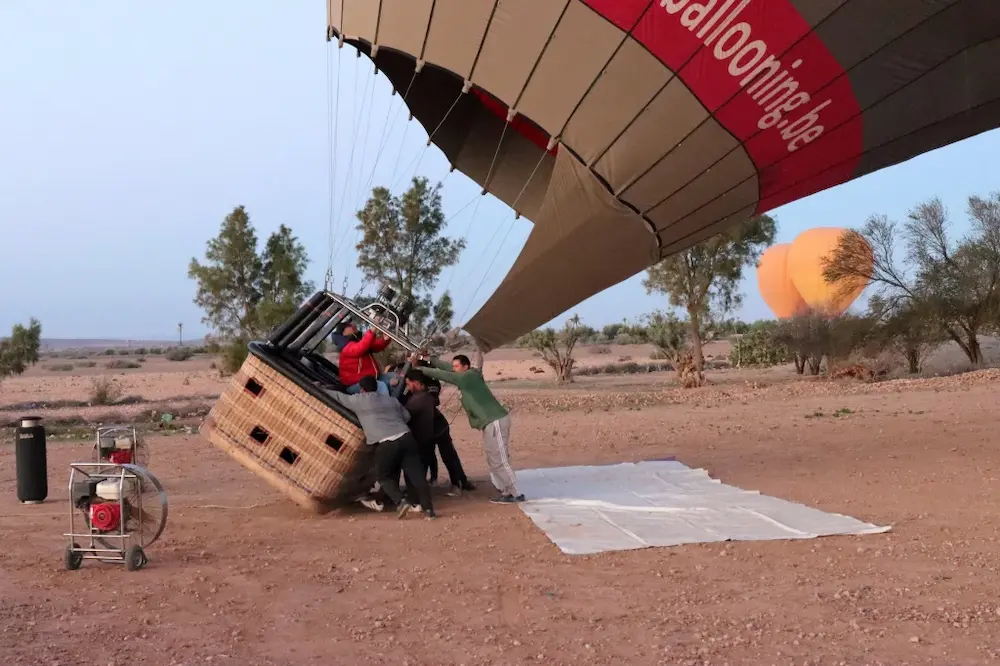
{"left": 757, "top": 244, "right": 807, "bottom": 318}
{"left": 786, "top": 227, "right": 872, "bottom": 316}
{"left": 327, "top": 0, "right": 1000, "bottom": 350}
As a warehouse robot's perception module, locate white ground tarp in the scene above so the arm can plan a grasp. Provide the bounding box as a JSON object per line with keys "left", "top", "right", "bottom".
{"left": 516, "top": 461, "right": 891, "bottom": 555}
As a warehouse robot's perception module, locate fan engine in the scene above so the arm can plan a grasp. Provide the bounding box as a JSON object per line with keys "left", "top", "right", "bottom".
{"left": 72, "top": 478, "right": 135, "bottom": 534}
{"left": 89, "top": 502, "right": 121, "bottom": 532}
{"left": 96, "top": 434, "right": 138, "bottom": 465}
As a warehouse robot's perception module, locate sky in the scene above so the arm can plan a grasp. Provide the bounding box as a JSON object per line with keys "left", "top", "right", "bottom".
{"left": 2, "top": 1, "right": 999, "bottom": 341}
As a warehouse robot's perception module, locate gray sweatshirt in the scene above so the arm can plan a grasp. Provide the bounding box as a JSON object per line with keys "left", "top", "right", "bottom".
{"left": 326, "top": 390, "right": 411, "bottom": 444}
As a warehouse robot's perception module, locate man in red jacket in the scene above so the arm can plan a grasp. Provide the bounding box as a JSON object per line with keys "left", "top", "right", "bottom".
{"left": 333, "top": 321, "right": 391, "bottom": 395}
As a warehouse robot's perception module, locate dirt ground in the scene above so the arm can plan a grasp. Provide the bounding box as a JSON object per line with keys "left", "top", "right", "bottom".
{"left": 2, "top": 348, "right": 1000, "bottom": 665}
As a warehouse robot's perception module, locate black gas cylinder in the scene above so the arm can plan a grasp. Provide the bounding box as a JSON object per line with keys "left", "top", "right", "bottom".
{"left": 15, "top": 416, "right": 47, "bottom": 504}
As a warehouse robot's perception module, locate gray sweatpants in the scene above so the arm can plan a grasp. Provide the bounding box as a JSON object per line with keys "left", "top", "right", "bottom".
{"left": 482, "top": 414, "right": 518, "bottom": 496}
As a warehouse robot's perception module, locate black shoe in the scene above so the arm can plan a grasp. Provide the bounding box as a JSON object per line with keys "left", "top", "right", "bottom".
{"left": 425, "top": 509, "right": 437, "bottom": 520}
{"left": 490, "top": 494, "right": 526, "bottom": 504}
{"left": 459, "top": 480, "right": 477, "bottom": 491}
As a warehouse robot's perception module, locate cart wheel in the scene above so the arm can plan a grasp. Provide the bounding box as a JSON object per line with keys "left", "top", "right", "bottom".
{"left": 65, "top": 544, "right": 83, "bottom": 571}
{"left": 125, "top": 546, "right": 146, "bottom": 571}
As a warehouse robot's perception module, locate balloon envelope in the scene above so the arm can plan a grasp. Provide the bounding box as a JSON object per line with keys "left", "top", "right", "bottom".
{"left": 328, "top": 1, "right": 1000, "bottom": 349}
{"left": 787, "top": 227, "right": 871, "bottom": 316}
{"left": 757, "top": 244, "right": 808, "bottom": 319}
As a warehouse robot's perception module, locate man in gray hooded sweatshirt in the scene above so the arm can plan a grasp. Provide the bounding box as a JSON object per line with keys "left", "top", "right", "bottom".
{"left": 326, "top": 376, "right": 435, "bottom": 519}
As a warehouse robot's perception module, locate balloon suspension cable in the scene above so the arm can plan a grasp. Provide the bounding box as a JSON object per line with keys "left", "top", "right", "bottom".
{"left": 455, "top": 145, "right": 553, "bottom": 326}
{"left": 353, "top": 68, "right": 419, "bottom": 217}
{"left": 439, "top": 193, "right": 484, "bottom": 295}
{"left": 384, "top": 86, "right": 466, "bottom": 196}
{"left": 324, "top": 42, "right": 342, "bottom": 289}
{"left": 333, "top": 73, "right": 466, "bottom": 300}
{"left": 481, "top": 108, "right": 514, "bottom": 195}
{"left": 328, "top": 53, "right": 364, "bottom": 284}
{"left": 350, "top": 61, "right": 379, "bottom": 209}
{"left": 330, "top": 66, "right": 425, "bottom": 277}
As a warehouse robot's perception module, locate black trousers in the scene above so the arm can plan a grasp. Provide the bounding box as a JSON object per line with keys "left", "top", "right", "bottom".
{"left": 434, "top": 427, "right": 469, "bottom": 486}
{"left": 374, "top": 433, "right": 433, "bottom": 512}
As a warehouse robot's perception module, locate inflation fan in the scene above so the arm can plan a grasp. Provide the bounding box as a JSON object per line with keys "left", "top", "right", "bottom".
{"left": 65, "top": 463, "right": 168, "bottom": 571}
{"left": 93, "top": 425, "right": 149, "bottom": 467}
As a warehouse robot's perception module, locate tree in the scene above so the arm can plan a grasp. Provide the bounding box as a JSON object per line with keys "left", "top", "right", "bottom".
{"left": 825, "top": 197, "right": 1000, "bottom": 366}
{"left": 643, "top": 214, "right": 777, "bottom": 373}
{"left": 189, "top": 206, "right": 264, "bottom": 340}
{"left": 774, "top": 311, "right": 830, "bottom": 375}
{"left": 0, "top": 319, "right": 42, "bottom": 382}
{"left": 189, "top": 206, "right": 314, "bottom": 372}
{"left": 867, "top": 296, "right": 943, "bottom": 374}
{"left": 773, "top": 311, "right": 874, "bottom": 376}
{"left": 257, "top": 224, "right": 314, "bottom": 330}
{"left": 643, "top": 311, "right": 715, "bottom": 387}
{"left": 523, "top": 315, "right": 583, "bottom": 384}
{"left": 354, "top": 177, "right": 466, "bottom": 339}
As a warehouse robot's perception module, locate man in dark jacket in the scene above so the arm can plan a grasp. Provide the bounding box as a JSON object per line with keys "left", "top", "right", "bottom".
{"left": 404, "top": 366, "right": 475, "bottom": 495}
{"left": 402, "top": 369, "right": 438, "bottom": 479}
{"left": 326, "top": 376, "right": 435, "bottom": 519}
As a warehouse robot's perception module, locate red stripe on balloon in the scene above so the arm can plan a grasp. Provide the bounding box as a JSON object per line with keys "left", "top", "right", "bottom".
{"left": 471, "top": 88, "right": 558, "bottom": 156}
{"left": 581, "top": 0, "right": 863, "bottom": 213}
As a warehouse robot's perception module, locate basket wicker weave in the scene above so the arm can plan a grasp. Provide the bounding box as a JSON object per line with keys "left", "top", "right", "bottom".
{"left": 201, "top": 349, "right": 374, "bottom": 513}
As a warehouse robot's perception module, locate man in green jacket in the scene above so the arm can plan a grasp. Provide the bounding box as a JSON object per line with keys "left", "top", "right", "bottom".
{"left": 415, "top": 353, "right": 524, "bottom": 504}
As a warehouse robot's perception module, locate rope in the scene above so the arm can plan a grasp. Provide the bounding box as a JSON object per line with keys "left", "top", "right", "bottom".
{"left": 390, "top": 114, "right": 412, "bottom": 185}
{"left": 439, "top": 193, "right": 484, "bottom": 294}
{"left": 328, "top": 53, "right": 364, "bottom": 283}
{"left": 455, "top": 150, "right": 550, "bottom": 325}
{"left": 482, "top": 118, "right": 511, "bottom": 193}
{"left": 0, "top": 501, "right": 276, "bottom": 518}
{"left": 351, "top": 62, "right": 379, "bottom": 210}
{"left": 335, "top": 87, "right": 468, "bottom": 291}
{"left": 324, "top": 43, "right": 341, "bottom": 289}
{"left": 331, "top": 70, "right": 425, "bottom": 278}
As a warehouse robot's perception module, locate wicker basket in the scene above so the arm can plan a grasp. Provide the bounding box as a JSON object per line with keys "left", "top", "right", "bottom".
{"left": 201, "top": 349, "right": 374, "bottom": 513}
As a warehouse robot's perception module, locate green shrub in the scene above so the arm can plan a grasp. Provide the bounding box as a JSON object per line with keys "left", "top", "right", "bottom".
{"left": 166, "top": 347, "right": 195, "bottom": 362}
{"left": 89, "top": 376, "right": 123, "bottom": 405}
{"left": 105, "top": 360, "right": 141, "bottom": 370}
{"left": 221, "top": 339, "right": 249, "bottom": 375}
{"left": 46, "top": 363, "right": 75, "bottom": 372}
{"left": 729, "top": 327, "right": 793, "bottom": 368}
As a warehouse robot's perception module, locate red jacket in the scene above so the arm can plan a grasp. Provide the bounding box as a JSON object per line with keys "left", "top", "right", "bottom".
{"left": 337, "top": 330, "right": 390, "bottom": 386}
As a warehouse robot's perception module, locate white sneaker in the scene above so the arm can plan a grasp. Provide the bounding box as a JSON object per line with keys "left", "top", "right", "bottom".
{"left": 360, "top": 498, "right": 384, "bottom": 512}
{"left": 410, "top": 504, "right": 423, "bottom": 514}
{"left": 446, "top": 485, "right": 462, "bottom": 497}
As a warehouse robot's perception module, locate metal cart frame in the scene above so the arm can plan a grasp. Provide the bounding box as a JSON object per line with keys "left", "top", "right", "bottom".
{"left": 93, "top": 425, "right": 143, "bottom": 467}
{"left": 64, "top": 462, "right": 147, "bottom": 571}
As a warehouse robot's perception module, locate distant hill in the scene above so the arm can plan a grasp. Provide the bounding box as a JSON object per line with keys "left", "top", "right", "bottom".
{"left": 40, "top": 338, "right": 194, "bottom": 351}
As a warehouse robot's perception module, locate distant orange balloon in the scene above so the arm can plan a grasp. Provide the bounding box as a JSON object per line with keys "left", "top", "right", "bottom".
{"left": 757, "top": 244, "right": 808, "bottom": 319}
{"left": 787, "top": 227, "right": 872, "bottom": 316}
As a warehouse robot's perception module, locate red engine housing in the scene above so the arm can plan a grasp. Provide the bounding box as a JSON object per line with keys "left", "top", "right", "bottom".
{"left": 89, "top": 502, "right": 122, "bottom": 532}
{"left": 105, "top": 449, "right": 132, "bottom": 465}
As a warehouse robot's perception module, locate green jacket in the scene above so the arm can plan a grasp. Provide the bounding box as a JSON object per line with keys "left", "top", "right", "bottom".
{"left": 420, "top": 358, "right": 508, "bottom": 431}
